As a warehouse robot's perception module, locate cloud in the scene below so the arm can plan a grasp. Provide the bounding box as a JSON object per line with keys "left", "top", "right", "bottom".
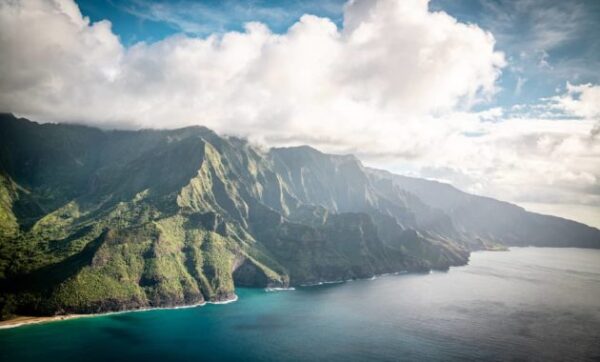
{"left": 479, "top": 0, "right": 585, "bottom": 53}
{"left": 0, "top": 0, "right": 504, "bottom": 132}
{"left": 0, "top": 0, "right": 123, "bottom": 121}
{"left": 550, "top": 83, "right": 600, "bottom": 120}
{"left": 515, "top": 76, "right": 527, "bottom": 95}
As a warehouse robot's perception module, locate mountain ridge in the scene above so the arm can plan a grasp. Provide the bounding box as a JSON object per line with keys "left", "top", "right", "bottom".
{"left": 0, "top": 113, "right": 598, "bottom": 319}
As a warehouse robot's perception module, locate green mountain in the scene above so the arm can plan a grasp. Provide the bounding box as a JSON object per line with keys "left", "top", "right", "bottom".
{"left": 0, "top": 114, "right": 598, "bottom": 319}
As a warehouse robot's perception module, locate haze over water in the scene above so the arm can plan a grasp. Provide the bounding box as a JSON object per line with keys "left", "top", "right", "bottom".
{"left": 1, "top": 247, "right": 599, "bottom": 361}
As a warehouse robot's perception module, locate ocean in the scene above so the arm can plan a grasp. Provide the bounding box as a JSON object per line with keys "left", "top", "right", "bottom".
{"left": 1, "top": 247, "right": 599, "bottom": 361}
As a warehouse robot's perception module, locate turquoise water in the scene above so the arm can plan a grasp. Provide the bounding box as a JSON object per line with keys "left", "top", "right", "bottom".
{"left": 1, "top": 247, "right": 599, "bottom": 361}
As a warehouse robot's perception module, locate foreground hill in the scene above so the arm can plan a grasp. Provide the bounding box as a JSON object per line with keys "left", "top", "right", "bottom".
{"left": 0, "top": 114, "right": 598, "bottom": 319}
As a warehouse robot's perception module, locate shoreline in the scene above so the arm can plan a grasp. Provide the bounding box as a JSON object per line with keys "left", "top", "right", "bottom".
{"left": 0, "top": 262, "right": 475, "bottom": 330}
{"left": 0, "top": 295, "right": 239, "bottom": 330}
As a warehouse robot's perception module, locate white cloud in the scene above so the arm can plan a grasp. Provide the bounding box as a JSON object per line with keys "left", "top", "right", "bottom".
{"left": 551, "top": 83, "right": 600, "bottom": 120}
{"left": 515, "top": 76, "right": 527, "bottom": 95}
{"left": 0, "top": 0, "right": 504, "bottom": 132}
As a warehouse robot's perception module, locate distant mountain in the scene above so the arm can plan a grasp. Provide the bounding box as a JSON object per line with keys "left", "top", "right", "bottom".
{"left": 368, "top": 169, "right": 600, "bottom": 249}
{"left": 0, "top": 113, "right": 598, "bottom": 319}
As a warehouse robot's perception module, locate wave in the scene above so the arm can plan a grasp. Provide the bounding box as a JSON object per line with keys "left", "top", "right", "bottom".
{"left": 299, "top": 279, "right": 347, "bottom": 287}
{"left": 297, "top": 270, "right": 411, "bottom": 287}
{"left": 207, "top": 294, "right": 238, "bottom": 305}
{"left": 264, "top": 287, "right": 296, "bottom": 292}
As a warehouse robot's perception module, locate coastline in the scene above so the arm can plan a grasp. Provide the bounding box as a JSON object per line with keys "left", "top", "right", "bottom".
{"left": 0, "top": 264, "right": 469, "bottom": 330}
{"left": 0, "top": 296, "right": 239, "bottom": 330}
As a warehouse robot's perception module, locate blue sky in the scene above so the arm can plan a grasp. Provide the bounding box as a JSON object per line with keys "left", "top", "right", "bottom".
{"left": 76, "top": 0, "right": 600, "bottom": 113}
{"left": 77, "top": 0, "right": 346, "bottom": 42}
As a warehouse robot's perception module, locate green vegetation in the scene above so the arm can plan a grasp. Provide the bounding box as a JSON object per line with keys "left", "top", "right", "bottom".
{"left": 0, "top": 174, "right": 19, "bottom": 240}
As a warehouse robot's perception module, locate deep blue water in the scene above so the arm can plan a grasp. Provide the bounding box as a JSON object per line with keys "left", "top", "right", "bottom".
{"left": 1, "top": 247, "right": 599, "bottom": 361}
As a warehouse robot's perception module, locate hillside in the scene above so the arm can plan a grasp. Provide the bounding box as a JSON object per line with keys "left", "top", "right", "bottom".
{"left": 0, "top": 113, "right": 598, "bottom": 319}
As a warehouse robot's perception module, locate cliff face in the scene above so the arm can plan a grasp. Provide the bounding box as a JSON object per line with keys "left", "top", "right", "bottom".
{"left": 0, "top": 114, "right": 598, "bottom": 319}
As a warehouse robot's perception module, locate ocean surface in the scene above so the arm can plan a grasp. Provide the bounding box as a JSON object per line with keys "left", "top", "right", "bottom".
{"left": 1, "top": 247, "right": 599, "bottom": 361}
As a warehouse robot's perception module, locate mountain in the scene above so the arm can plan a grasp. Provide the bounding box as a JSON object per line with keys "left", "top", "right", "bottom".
{"left": 368, "top": 169, "right": 600, "bottom": 249}
{"left": 0, "top": 113, "right": 598, "bottom": 319}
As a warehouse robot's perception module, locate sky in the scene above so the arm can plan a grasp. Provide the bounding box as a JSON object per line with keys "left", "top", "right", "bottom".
{"left": 0, "top": 0, "right": 599, "bottom": 227}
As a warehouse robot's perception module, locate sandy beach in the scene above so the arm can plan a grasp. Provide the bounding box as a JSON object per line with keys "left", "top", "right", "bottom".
{"left": 0, "top": 315, "right": 82, "bottom": 329}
